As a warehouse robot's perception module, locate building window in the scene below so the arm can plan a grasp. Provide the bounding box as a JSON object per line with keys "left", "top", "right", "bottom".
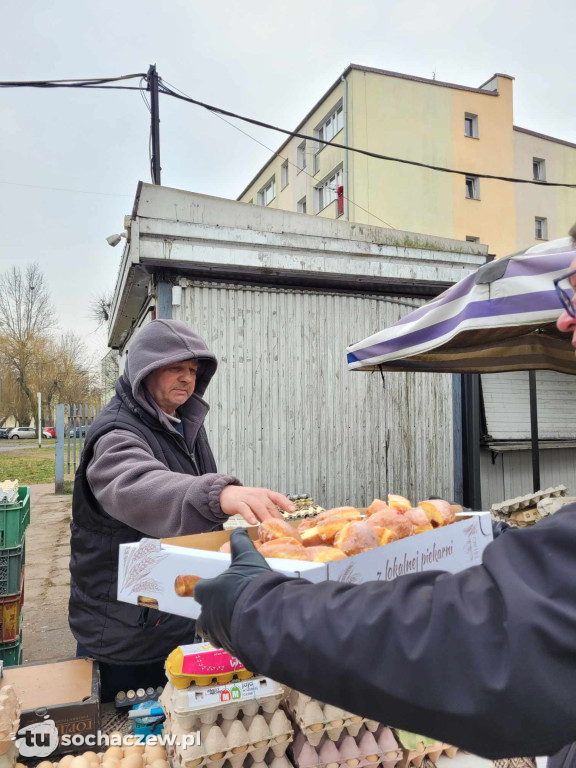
{"left": 315, "top": 103, "right": 344, "bottom": 171}
{"left": 535, "top": 217, "right": 548, "bottom": 240}
{"left": 316, "top": 167, "right": 343, "bottom": 212}
{"left": 466, "top": 236, "right": 480, "bottom": 243}
{"left": 257, "top": 177, "right": 276, "bottom": 206}
{"left": 281, "top": 161, "right": 289, "bottom": 189}
{"left": 297, "top": 142, "right": 307, "bottom": 172}
{"left": 317, "top": 103, "right": 344, "bottom": 145}
{"left": 464, "top": 113, "right": 479, "bottom": 138}
{"left": 297, "top": 196, "right": 307, "bottom": 214}
{"left": 465, "top": 175, "right": 480, "bottom": 199}
{"left": 533, "top": 158, "right": 546, "bottom": 181}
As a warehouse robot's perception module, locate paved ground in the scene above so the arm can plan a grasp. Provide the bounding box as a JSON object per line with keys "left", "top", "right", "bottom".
{"left": 22, "top": 483, "right": 76, "bottom": 663}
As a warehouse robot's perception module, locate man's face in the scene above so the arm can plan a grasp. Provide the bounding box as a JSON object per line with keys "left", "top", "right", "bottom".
{"left": 144, "top": 359, "right": 199, "bottom": 415}
{"left": 556, "top": 256, "right": 576, "bottom": 345}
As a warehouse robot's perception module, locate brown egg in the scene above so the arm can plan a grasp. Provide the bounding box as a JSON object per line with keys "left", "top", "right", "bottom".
{"left": 58, "top": 758, "right": 74, "bottom": 768}
{"left": 104, "top": 749, "right": 124, "bottom": 762}
{"left": 124, "top": 746, "right": 145, "bottom": 757}
{"left": 102, "top": 762, "right": 120, "bottom": 768}
{"left": 82, "top": 753, "right": 100, "bottom": 765}
{"left": 16, "top": 764, "right": 27, "bottom": 768}
{"left": 37, "top": 761, "right": 54, "bottom": 768}
{"left": 145, "top": 747, "right": 167, "bottom": 763}
{"left": 149, "top": 761, "right": 169, "bottom": 768}
{"left": 121, "top": 756, "right": 143, "bottom": 768}
{"left": 70, "top": 757, "right": 90, "bottom": 768}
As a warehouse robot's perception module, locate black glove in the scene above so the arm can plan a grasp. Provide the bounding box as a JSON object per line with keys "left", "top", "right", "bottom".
{"left": 491, "top": 520, "right": 511, "bottom": 538}
{"left": 195, "top": 529, "right": 272, "bottom": 655}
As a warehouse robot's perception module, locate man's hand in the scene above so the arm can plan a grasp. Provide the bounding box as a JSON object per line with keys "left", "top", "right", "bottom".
{"left": 195, "top": 529, "right": 272, "bottom": 655}
{"left": 220, "top": 485, "right": 295, "bottom": 525}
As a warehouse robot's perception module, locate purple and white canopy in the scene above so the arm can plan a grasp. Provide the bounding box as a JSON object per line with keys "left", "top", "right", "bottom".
{"left": 347, "top": 237, "right": 576, "bottom": 375}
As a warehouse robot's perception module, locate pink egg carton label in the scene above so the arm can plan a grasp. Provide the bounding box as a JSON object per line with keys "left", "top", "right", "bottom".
{"left": 179, "top": 643, "right": 246, "bottom": 675}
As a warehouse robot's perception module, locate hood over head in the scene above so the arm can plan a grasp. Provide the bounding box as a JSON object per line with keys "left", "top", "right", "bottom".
{"left": 123, "top": 320, "right": 217, "bottom": 410}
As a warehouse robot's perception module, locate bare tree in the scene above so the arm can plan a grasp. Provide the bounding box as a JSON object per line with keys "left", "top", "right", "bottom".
{"left": 0, "top": 264, "right": 55, "bottom": 419}
{"left": 90, "top": 291, "right": 113, "bottom": 330}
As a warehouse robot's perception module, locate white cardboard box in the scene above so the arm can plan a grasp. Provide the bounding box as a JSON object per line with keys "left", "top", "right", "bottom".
{"left": 117, "top": 513, "right": 493, "bottom": 620}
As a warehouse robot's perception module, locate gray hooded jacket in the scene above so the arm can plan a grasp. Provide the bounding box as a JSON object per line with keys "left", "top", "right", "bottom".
{"left": 69, "top": 319, "right": 240, "bottom": 663}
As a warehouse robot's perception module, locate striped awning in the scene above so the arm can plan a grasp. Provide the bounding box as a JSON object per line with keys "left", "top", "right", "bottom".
{"left": 347, "top": 237, "right": 576, "bottom": 374}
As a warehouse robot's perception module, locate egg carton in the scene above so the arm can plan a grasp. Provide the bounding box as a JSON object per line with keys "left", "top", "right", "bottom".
{"left": 160, "top": 679, "right": 284, "bottom": 730}
{"left": 292, "top": 726, "right": 404, "bottom": 768}
{"left": 491, "top": 485, "right": 567, "bottom": 518}
{"left": 163, "top": 709, "right": 293, "bottom": 768}
{"left": 286, "top": 691, "right": 380, "bottom": 746}
{"left": 282, "top": 507, "right": 324, "bottom": 522}
{"left": 0, "top": 685, "right": 20, "bottom": 757}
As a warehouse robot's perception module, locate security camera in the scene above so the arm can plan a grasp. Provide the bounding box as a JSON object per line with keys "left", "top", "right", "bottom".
{"left": 106, "top": 232, "right": 126, "bottom": 247}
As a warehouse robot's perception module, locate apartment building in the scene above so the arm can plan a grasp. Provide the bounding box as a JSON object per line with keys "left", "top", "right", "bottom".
{"left": 237, "top": 65, "right": 576, "bottom": 258}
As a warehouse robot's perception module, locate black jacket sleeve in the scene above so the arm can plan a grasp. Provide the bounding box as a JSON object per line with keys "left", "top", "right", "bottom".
{"left": 230, "top": 505, "right": 576, "bottom": 759}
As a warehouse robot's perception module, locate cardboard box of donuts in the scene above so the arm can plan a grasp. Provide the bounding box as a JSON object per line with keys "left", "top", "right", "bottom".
{"left": 117, "top": 495, "right": 493, "bottom": 620}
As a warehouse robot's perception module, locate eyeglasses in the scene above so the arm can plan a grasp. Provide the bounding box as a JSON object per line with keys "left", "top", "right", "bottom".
{"left": 554, "top": 268, "right": 576, "bottom": 318}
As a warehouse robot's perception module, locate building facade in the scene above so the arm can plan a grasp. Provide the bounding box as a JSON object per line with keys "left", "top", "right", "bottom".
{"left": 238, "top": 65, "right": 576, "bottom": 259}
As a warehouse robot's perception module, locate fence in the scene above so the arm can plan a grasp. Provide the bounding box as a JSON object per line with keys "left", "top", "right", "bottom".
{"left": 55, "top": 403, "right": 102, "bottom": 494}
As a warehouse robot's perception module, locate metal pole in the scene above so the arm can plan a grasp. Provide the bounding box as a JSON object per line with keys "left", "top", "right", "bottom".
{"left": 461, "top": 373, "right": 482, "bottom": 510}
{"left": 452, "top": 374, "right": 463, "bottom": 505}
{"left": 37, "top": 392, "right": 42, "bottom": 448}
{"left": 147, "top": 64, "right": 161, "bottom": 185}
{"left": 529, "top": 370, "right": 541, "bottom": 492}
{"left": 55, "top": 404, "right": 64, "bottom": 495}
{"left": 67, "top": 404, "right": 71, "bottom": 475}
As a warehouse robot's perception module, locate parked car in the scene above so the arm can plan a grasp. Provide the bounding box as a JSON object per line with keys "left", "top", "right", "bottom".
{"left": 8, "top": 426, "right": 36, "bottom": 440}
{"left": 43, "top": 427, "right": 56, "bottom": 439}
{"left": 69, "top": 425, "right": 90, "bottom": 438}
{"left": 0, "top": 428, "right": 10, "bottom": 439}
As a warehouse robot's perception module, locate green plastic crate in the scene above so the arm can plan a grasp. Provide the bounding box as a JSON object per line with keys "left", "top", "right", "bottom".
{"left": 0, "top": 487, "right": 30, "bottom": 548}
{"left": 0, "top": 634, "right": 22, "bottom": 666}
{"left": 0, "top": 543, "right": 24, "bottom": 595}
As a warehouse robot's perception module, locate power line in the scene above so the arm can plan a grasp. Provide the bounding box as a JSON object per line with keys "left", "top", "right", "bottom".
{"left": 161, "top": 79, "right": 396, "bottom": 228}
{"left": 2, "top": 73, "right": 575, "bottom": 189}
{"left": 158, "top": 85, "right": 576, "bottom": 189}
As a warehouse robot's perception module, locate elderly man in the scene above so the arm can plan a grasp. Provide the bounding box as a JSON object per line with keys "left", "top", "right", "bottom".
{"left": 194, "top": 246, "right": 576, "bottom": 765}
{"left": 69, "top": 319, "right": 293, "bottom": 701}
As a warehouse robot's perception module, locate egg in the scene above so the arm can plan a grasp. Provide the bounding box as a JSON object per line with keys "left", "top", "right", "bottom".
{"left": 149, "top": 761, "right": 169, "bottom": 768}
{"left": 144, "top": 746, "right": 166, "bottom": 760}
{"left": 16, "top": 764, "right": 27, "bottom": 768}
{"left": 82, "top": 753, "right": 100, "bottom": 765}
{"left": 102, "top": 761, "right": 121, "bottom": 768}
{"left": 124, "top": 746, "right": 145, "bottom": 757}
{"left": 37, "top": 761, "right": 54, "bottom": 768}
{"left": 58, "top": 758, "right": 75, "bottom": 768}
{"left": 104, "top": 748, "right": 124, "bottom": 762}
{"left": 121, "top": 756, "right": 143, "bottom": 768}
{"left": 70, "top": 757, "right": 90, "bottom": 768}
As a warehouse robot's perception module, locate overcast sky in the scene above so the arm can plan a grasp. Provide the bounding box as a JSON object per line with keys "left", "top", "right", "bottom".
{"left": 1, "top": 0, "right": 575, "bottom": 359}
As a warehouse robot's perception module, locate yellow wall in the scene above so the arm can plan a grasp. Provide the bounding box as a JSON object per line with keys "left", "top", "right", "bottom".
{"left": 348, "top": 69, "right": 454, "bottom": 236}
{"left": 450, "top": 76, "right": 517, "bottom": 257}
{"left": 514, "top": 130, "right": 576, "bottom": 251}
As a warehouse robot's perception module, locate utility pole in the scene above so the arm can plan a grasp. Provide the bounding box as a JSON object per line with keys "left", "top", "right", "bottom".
{"left": 147, "top": 64, "right": 161, "bottom": 185}
{"left": 37, "top": 392, "right": 42, "bottom": 449}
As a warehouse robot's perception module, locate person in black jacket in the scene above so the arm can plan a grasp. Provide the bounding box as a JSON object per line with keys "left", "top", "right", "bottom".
{"left": 194, "top": 257, "right": 576, "bottom": 766}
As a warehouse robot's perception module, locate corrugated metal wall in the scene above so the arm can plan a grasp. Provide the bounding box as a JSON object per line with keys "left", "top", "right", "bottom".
{"left": 174, "top": 282, "right": 454, "bottom": 508}
{"left": 481, "top": 447, "right": 576, "bottom": 508}
{"left": 482, "top": 371, "right": 576, "bottom": 440}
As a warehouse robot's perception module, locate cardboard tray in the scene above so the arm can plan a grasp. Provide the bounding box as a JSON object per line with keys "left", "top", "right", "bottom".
{"left": 0, "top": 657, "right": 100, "bottom": 754}
{"left": 117, "top": 513, "right": 492, "bottom": 621}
